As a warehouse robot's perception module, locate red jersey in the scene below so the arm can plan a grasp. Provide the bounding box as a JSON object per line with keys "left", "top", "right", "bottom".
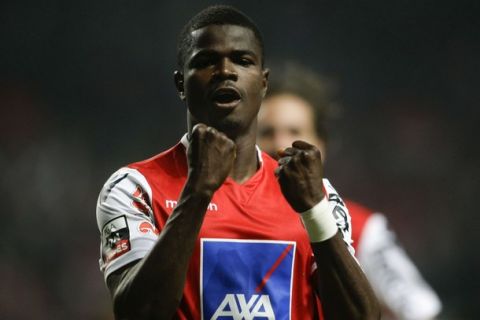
{"left": 96, "top": 136, "right": 354, "bottom": 319}
{"left": 345, "top": 200, "right": 372, "bottom": 252}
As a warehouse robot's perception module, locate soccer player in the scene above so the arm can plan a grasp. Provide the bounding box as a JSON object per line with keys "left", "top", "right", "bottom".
{"left": 257, "top": 62, "right": 442, "bottom": 320}
{"left": 96, "top": 5, "right": 379, "bottom": 319}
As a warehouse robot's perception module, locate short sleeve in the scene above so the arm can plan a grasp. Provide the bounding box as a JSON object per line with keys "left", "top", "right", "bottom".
{"left": 96, "top": 167, "right": 159, "bottom": 280}
{"left": 357, "top": 213, "right": 442, "bottom": 319}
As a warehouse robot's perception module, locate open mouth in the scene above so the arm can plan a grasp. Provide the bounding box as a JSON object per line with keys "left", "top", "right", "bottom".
{"left": 211, "top": 87, "right": 241, "bottom": 107}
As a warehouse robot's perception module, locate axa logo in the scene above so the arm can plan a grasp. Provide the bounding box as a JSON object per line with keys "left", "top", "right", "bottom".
{"left": 165, "top": 199, "right": 218, "bottom": 212}
{"left": 210, "top": 294, "right": 275, "bottom": 320}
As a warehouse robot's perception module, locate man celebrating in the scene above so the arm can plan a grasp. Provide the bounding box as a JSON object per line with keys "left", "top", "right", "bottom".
{"left": 96, "top": 5, "right": 379, "bottom": 319}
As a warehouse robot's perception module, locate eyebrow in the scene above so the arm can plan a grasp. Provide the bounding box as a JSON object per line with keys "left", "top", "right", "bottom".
{"left": 232, "top": 49, "right": 258, "bottom": 57}
{"left": 190, "top": 48, "right": 259, "bottom": 61}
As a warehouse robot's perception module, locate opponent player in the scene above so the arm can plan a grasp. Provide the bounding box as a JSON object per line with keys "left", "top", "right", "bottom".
{"left": 257, "top": 62, "right": 442, "bottom": 320}
{"left": 96, "top": 5, "right": 379, "bottom": 320}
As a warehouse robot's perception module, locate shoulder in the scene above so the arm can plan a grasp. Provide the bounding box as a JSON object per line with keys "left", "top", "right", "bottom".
{"left": 96, "top": 167, "right": 154, "bottom": 222}
{"left": 128, "top": 142, "right": 187, "bottom": 178}
{"left": 96, "top": 142, "right": 186, "bottom": 216}
{"left": 98, "top": 167, "right": 150, "bottom": 200}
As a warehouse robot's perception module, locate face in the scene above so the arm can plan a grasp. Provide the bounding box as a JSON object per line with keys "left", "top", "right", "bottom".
{"left": 175, "top": 25, "right": 268, "bottom": 136}
{"left": 257, "top": 94, "right": 326, "bottom": 160}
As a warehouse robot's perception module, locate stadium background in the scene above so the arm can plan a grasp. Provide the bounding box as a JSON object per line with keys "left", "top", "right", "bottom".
{"left": 1, "top": 0, "right": 478, "bottom": 318}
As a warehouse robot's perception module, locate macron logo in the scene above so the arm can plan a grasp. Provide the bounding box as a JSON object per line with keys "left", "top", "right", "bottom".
{"left": 165, "top": 199, "right": 218, "bottom": 212}
{"left": 211, "top": 294, "right": 275, "bottom": 320}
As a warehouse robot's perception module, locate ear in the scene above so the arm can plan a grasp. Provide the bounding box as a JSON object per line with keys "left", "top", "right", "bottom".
{"left": 261, "top": 68, "right": 270, "bottom": 98}
{"left": 174, "top": 70, "right": 186, "bottom": 100}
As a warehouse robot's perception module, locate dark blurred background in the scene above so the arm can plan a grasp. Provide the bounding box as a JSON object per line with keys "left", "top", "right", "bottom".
{"left": 1, "top": 0, "right": 478, "bottom": 319}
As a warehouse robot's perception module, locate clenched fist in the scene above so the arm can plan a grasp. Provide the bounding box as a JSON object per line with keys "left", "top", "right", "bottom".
{"left": 187, "top": 124, "right": 236, "bottom": 196}
{"left": 275, "top": 140, "right": 325, "bottom": 212}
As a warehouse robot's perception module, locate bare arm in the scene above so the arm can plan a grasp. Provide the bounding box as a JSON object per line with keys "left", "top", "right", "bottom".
{"left": 276, "top": 140, "right": 380, "bottom": 319}
{"left": 107, "top": 125, "right": 235, "bottom": 319}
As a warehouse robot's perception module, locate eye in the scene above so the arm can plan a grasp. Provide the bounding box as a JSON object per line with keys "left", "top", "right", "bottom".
{"left": 232, "top": 53, "right": 255, "bottom": 67}
{"left": 238, "top": 56, "right": 255, "bottom": 67}
{"left": 239, "top": 57, "right": 254, "bottom": 66}
{"left": 192, "top": 56, "right": 215, "bottom": 69}
{"left": 190, "top": 52, "right": 218, "bottom": 69}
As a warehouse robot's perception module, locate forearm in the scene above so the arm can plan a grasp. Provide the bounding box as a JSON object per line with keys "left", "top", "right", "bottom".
{"left": 312, "top": 232, "right": 380, "bottom": 320}
{"left": 111, "top": 183, "right": 212, "bottom": 319}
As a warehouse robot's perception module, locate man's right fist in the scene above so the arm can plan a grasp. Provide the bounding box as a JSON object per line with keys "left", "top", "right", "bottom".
{"left": 186, "top": 124, "right": 236, "bottom": 196}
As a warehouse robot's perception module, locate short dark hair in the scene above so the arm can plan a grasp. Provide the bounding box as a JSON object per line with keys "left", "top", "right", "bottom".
{"left": 265, "top": 62, "right": 340, "bottom": 143}
{"left": 176, "top": 5, "right": 265, "bottom": 69}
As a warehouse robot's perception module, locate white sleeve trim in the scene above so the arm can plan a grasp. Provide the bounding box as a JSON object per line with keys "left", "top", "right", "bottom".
{"left": 357, "top": 213, "right": 442, "bottom": 320}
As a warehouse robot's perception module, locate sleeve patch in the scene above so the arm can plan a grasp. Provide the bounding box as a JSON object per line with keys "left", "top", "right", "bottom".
{"left": 101, "top": 215, "right": 131, "bottom": 264}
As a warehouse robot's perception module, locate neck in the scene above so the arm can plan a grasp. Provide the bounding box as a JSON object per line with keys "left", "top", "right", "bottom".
{"left": 228, "top": 126, "right": 259, "bottom": 184}
{"left": 187, "top": 112, "right": 260, "bottom": 184}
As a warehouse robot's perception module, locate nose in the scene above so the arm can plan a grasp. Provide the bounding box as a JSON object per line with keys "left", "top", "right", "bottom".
{"left": 213, "top": 58, "right": 238, "bottom": 81}
{"left": 274, "top": 132, "right": 294, "bottom": 152}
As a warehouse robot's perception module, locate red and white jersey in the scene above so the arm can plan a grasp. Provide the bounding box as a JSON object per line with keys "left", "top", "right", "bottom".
{"left": 96, "top": 135, "right": 354, "bottom": 320}
{"left": 347, "top": 200, "right": 442, "bottom": 320}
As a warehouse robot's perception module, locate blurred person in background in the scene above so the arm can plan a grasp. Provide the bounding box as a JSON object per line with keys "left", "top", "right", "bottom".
{"left": 96, "top": 6, "right": 378, "bottom": 319}
{"left": 257, "top": 62, "right": 442, "bottom": 320}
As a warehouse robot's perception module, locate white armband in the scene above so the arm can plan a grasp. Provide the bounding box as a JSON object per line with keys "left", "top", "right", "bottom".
{"left": 300, "top": 197, "right": 339, "bottom": 242}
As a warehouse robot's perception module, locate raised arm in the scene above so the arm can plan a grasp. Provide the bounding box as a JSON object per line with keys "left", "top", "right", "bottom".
{"left": 103, "top": 125, "right": 235, "bottom": 319}
{"left": 276, "top": 140, "right": 380, "bottom": 319}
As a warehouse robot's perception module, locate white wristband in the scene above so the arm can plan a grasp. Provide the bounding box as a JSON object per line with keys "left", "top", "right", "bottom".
{"left": 300, "top": 197, "right": 338, "bottom": 242}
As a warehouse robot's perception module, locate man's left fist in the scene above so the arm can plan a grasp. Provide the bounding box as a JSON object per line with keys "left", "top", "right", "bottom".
{"left": 275, "top": 140, "right": 325, "bottom": 212}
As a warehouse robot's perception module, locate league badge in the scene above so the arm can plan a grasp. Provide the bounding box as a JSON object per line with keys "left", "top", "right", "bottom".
{"left": 102, "top": 215, "right": 131, "bottom": 264}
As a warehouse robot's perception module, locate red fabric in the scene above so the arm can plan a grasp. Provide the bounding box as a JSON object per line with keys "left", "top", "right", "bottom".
{"left": 128, "top": 142, "right": 321, "bottom": 319}
{"left": 345, "top": 199, "right": 373, "bottom": 252}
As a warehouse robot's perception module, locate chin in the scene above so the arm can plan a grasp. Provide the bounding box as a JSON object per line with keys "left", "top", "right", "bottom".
{"left": 212, "top": 116, "right": 251, "bottom": 138}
